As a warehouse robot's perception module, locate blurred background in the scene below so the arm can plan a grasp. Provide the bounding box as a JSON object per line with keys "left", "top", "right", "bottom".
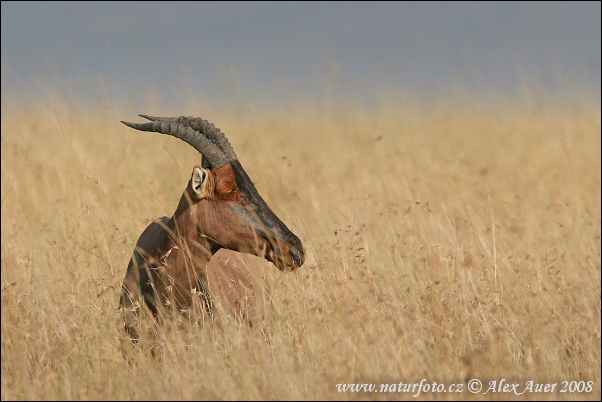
{"left": 2, "top": 1, "right": 600, "bottom": 112}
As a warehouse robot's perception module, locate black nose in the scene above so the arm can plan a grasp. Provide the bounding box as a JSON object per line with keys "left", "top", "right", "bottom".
{"left": 289, "top": 247, "right": 304, "bottom": 267}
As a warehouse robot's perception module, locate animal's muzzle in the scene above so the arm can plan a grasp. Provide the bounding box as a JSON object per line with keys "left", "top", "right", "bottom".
{"left": 284, "top": 232, "right": 305, "bottom": 269}
{"left": 264, "top": 233, "right": 305, "bottom": 271}
{"left": 289, "top": 247, "right": 304, "bottom": 268}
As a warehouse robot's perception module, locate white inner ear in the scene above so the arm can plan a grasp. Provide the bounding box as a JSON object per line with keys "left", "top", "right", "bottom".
{"left": 191, "top": 167, "right": 209, "bottom": 199}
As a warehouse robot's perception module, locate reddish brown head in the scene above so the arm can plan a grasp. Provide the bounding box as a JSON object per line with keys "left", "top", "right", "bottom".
{"left": 121, "top": 115, "right": 304, "bottom": 271}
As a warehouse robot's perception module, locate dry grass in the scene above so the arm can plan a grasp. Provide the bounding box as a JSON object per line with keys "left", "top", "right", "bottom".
{"left": 1, "top": 91, "right": 600, "bottom": 400}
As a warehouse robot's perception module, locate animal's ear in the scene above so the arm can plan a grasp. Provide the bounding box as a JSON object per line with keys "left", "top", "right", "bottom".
{"left": 189, "top": 166, "right": 211, "bottom": 200}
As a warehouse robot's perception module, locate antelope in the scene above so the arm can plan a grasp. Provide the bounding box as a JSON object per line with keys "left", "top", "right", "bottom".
{"left": 119, "top": 115, "right": 304, "bottom": 340}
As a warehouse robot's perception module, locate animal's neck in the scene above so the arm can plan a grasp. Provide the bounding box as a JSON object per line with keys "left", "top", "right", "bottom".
{"left": 168, "top": 194, "right": 214, "bottom": 266}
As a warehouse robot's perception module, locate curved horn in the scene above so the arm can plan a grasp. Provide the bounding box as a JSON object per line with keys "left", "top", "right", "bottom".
{"left": 139, "top": 115, "right": 238, "bottom": 161}
{"left": 120, "top": 119, "right": 230, "bottom": 168}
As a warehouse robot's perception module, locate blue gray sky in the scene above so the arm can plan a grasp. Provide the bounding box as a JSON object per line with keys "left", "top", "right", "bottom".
{"left": 1, "top": 2, "right": 600, "bottom": 109}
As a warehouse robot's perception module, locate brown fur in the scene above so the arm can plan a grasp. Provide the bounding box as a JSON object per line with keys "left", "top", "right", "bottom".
{"left": 213, "top": 164, "right": 240, "bottom": 201}
{"left": 204, "top": 250, "right": 269, "bottom": 326}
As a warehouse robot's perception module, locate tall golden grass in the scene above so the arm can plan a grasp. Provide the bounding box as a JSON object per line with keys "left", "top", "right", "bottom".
{"left": 1, "top": 91, "right": 600, "bottom": 400}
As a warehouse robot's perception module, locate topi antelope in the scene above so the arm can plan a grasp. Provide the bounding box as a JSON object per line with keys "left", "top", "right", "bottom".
{"left": 119, "top": 115, "right": 304, "bottom": 339}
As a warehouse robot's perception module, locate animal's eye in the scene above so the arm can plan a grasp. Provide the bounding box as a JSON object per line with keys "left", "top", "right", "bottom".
{"left": 236, "top": 193, "right": 246, "bottom": 204}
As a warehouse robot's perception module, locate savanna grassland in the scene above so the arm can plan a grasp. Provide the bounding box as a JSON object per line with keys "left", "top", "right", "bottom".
{"left": 1, "top": 91, "right": 600, "bottom": 400}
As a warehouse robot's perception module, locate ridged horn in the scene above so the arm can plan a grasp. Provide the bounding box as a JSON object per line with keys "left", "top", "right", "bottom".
{"left": 139, "top": 115, "right": 238, "bottom": 161}
{"left": 120, "top": 119, "right": 229, "bottom": 168}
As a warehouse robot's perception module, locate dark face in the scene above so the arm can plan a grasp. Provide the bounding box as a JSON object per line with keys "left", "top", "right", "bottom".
{"left": 189, "top": 163, "right": 305, "bottom": 271}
